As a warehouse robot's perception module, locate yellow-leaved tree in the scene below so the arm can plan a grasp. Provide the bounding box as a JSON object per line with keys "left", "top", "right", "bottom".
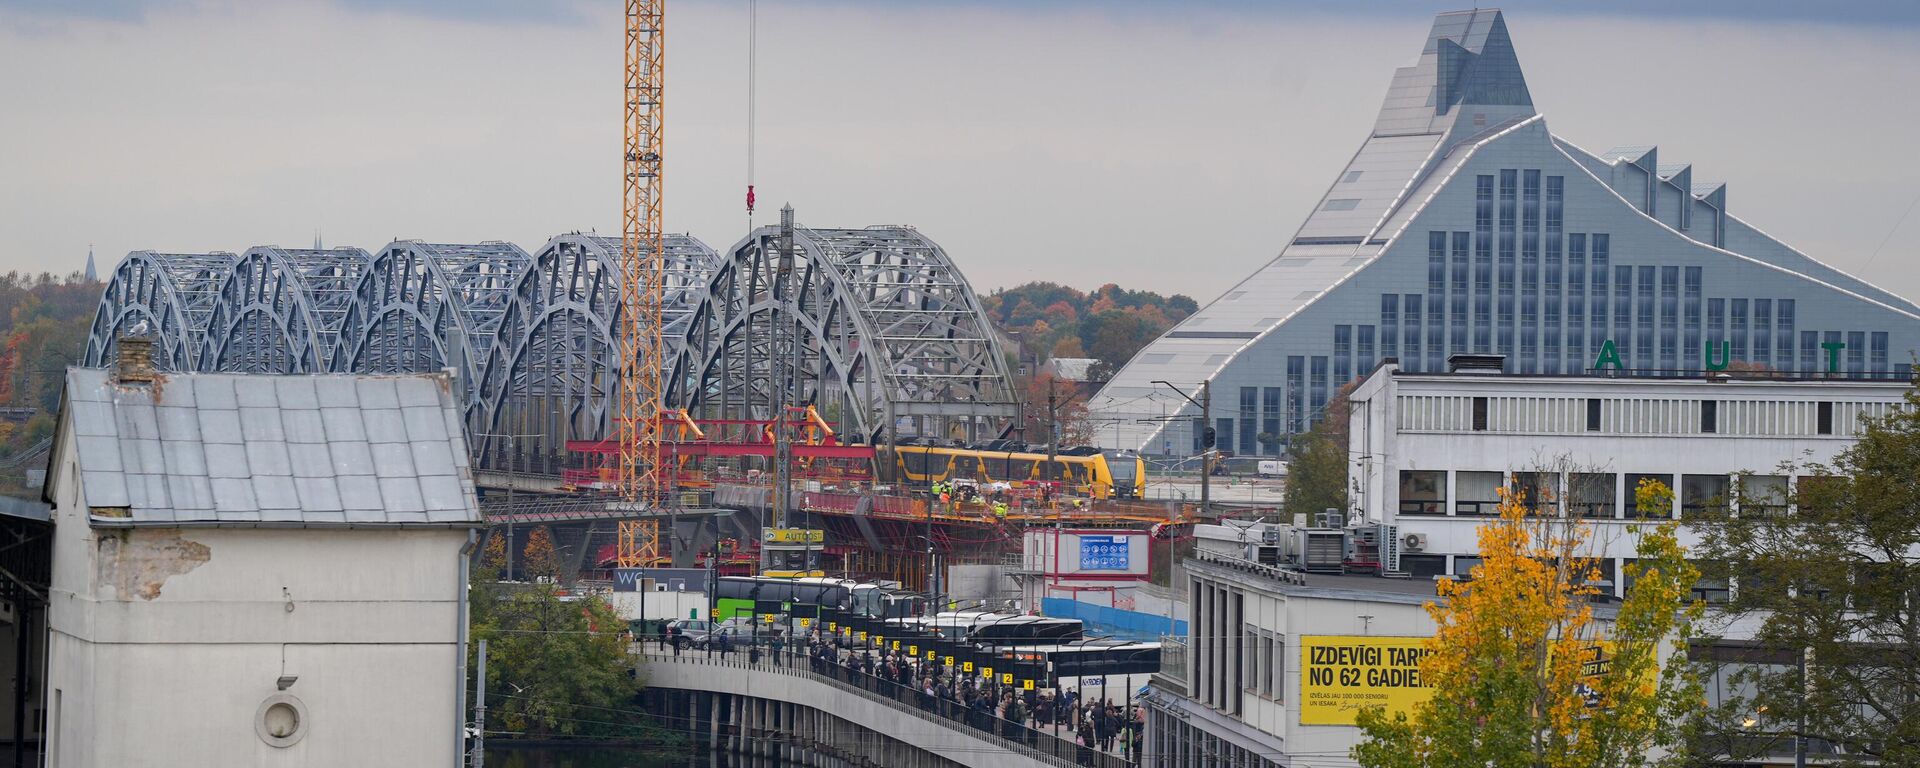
{"left": 1353, "top": 478, "right": 1705, "bottom": 768}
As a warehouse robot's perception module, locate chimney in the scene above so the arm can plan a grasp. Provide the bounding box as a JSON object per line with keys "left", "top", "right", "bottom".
{"left": 116, "top": 336, "right": 155, "bottom": 384}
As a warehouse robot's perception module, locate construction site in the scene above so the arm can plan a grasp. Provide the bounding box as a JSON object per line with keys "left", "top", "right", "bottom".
{"left": 82, "top": 154, "right": 1197, "bottom": 593}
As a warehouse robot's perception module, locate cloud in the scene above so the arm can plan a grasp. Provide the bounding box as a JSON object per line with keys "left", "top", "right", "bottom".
{"left": 1, "top": 2, "right": 1918, "bottom": 303}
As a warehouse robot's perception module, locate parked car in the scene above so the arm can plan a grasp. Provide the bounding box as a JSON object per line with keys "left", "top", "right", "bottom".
{"left": 697, "top": 617, "right": 785, "bottom": 649}
{"left": 664, "top": 619, "right": 714, "bottom": 649}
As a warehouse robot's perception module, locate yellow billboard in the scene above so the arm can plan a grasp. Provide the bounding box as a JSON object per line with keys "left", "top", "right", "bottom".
{"left": 1299, "top": 635, "right": 1435, "bottom": 726}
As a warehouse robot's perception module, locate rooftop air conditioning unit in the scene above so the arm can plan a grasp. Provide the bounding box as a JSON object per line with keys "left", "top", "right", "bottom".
{"left": 1403, "top": 533, "right": 1428, "bottom": 552}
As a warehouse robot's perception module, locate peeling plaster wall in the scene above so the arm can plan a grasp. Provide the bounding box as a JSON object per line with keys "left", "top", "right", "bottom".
{"left": 95, "top": 529, "right": 210, "bottom": 601}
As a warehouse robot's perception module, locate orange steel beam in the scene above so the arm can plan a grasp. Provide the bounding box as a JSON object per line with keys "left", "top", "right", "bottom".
{"left": 617, "top": 0, "right": 667, "bottom": 568}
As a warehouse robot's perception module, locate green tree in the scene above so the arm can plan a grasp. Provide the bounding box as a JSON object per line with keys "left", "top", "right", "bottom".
{"left": 1688, "top": 377, "right": 1920, "bottom": 763}
{"left": 1353, "top": 479, "right": 1704, "bottom": 768}
{"left": 1283, "top": 379, "right": 1358, "bottom": 519}
{"left": 472, "top": 583, "right": 643, "bottom": 737}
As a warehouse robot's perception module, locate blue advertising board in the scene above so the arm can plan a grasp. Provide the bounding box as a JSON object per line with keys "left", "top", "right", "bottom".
{"left": 1079, "top": 535, "right": 1130, "bottom": 571}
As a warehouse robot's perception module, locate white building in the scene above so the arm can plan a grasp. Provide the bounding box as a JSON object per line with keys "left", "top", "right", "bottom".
{"left": 1017, "top": 527, "right": 1150, "bottom": 610}
{"left": 41, "top": 346, "right": 480, "bottom": 767}
{"left": 1348, "top": 356, "right": 1909, "bottom": 590}
{"left": 1147, "top": 551, "right": 1454, "bottom": 766}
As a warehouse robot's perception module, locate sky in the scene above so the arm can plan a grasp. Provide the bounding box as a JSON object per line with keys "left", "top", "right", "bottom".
{"left": 3, "top": 0, "right": 1919, "bottom": 304}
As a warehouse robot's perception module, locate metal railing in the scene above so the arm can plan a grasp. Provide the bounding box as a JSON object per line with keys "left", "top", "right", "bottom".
{"left": 639, "top": 641, "right": 1139, "bottom": 768}
{"left": 1192, "top": 548, "right": 1307, "bottom": 586}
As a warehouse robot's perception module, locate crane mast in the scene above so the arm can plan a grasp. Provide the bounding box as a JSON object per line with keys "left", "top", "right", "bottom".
{"left": 616, "top": 0, "right": 665, "bottom": 567}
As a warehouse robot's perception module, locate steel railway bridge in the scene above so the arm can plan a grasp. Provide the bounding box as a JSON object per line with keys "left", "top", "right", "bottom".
{"left": 86, "top": 225, "right": 1022, "bottom": 477}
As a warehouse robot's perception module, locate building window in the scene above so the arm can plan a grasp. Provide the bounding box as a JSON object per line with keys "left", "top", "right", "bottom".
{"left": 1428, "top": 232, "right": 1447, "bottom": 294}
{"left": 1471, "top": 396, "right": 1489, "bottom": 431}
{"left": 1402, "top": 554, "right": 1447, "bottom": 578}
{"left": 1568, "top": 472, "right": 1616, "bottom": 518}
{"left": 1287, "top": 357, "right": 1305, "bottom": 433}
{"left": 1636, "top": 265, "right": 1655, "bottom": 370}
{"left": 1585, "top": 398, "right": 1602, "bottom": 431}
{"left": 1777, "top": 299, "right": 1795, "bottom": 368}
{"left": 1739, "top": 474, "right": 1789, "bottom": 517}
{"left": 1239, "top": 387, "right": 1257, "bottom": 455}
{"left": 1800, "top": 330, "right": 1818, "bottom": 373}
{"left": 1689, "top": 474, "right": 1735, "bottom": 514}
{"left": 1381, "top": 295, "right": 1400, "bottom": 360}
{"left": 1700, "top": 400, "right": 1717, "bottom": 433}
{"left": 1817, "top": 401, "right": 1833, "bottom": 435}
{"left": 1322, "top": 198, "right": 1360, "bottom": 211}
{"left": 1849, "top": 331, "right": 1866, "bottom": 375}
{"left": 1216, "top": 418, "right": 1234, "bottom": 458}
{"left": 1358, "top": 325, "right": 1377, "bottom": 375}
{"left": 1334, "top": 325, "right": 1353, "bottom": 385}
{"left": 1684, "top": 267, "right": 1703, "bottom": 373}
{"left": 1407, "top": 294, "right": 1427, "bottom": 371}
{"left": 1456, "top": 471, "right": 1502, "bottom": 515}
{"left": 1399, "top": 470, "right": 1445, "bottom": 515}
{"left": 1310, "top": 356, "right": 1329, "bottom": 421}
{"left": 1261, "top": 388, "right": 1283, "bottom": 456}
{"left": 1626, "top": 473, "right": 1672, "bottom": 517}
{"left": 1510, "top": 471, "right": 1555, "bottom": 511}
{"left": 1753, "top": 299, "right": 1772, "bottom": 366}
{"left": 1872, "top": 331, "right": 1891, "bottom": 378}
{"left": 1731, "top": 298, "right": 1749, "bottom": 360}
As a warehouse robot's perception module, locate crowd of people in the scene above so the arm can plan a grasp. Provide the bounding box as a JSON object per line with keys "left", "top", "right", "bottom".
{"left": 653, "top": 625, "right": 1144, "bottom": 765}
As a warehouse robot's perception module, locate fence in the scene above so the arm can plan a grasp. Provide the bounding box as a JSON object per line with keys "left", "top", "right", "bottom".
{"left": 640, "top": 641, "right": 1138, "bottom": 768}
{"left": 1039, "top": 598, "right": 1186, "bottom": 639}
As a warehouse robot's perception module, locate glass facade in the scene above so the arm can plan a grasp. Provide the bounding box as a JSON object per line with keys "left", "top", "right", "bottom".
{"left": 1087, "top": 10, "right": 1920, "bottom": 457}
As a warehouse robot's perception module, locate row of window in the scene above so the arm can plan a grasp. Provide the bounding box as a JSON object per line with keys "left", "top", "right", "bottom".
{"left": 1395, "top": 469, "right": 1821, "bottom": 519}
{"left": 1399, "top": 553, "right": 1731, "bottom": 603}
{"left": 1394, "top": 394, "right": 1884, "bottom": 436}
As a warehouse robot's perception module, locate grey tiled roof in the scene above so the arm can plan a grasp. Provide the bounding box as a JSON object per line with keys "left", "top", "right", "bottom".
{"left": 63, "top": 368, "right": 480, "bottom": 527}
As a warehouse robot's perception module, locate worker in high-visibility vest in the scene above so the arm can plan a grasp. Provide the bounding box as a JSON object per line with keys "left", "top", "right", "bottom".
{"left": 993, "top": 501, "right": 1009, "bottom": 519}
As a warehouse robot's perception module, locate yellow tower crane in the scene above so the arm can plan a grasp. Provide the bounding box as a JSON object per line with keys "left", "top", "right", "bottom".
{"left": 616, "top": 0, "right": 666, "bottom": 567}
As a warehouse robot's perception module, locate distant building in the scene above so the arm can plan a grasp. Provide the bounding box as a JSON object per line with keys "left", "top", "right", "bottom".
{"left": 1043, "top": 357, "right": 1098, "bottom": 384}
{"left": 1090, "top": 8, "right": 1920, "bottom": 459}
{"left": 42, "top": 340, "right": 480, "bottom": 766}
{"left": 1347, "top": 357, "right": 1909, "bottom": 588}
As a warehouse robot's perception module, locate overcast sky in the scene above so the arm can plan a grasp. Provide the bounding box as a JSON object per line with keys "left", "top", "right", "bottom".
{"left": 4, "top": 0, "right": 1918, "bottom": 303}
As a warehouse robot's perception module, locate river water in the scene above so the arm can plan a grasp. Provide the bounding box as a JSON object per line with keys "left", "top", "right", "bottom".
{"left": 488, "top": 746, "right": 802, "bottom": 768}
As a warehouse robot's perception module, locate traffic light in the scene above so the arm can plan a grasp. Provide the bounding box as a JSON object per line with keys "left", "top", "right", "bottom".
{"left": 1202, "top": 426, "right": 1217, "bottom": 449}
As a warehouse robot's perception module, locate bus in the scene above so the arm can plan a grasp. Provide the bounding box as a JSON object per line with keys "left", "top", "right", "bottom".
{"left": 889, "top": 442, "right": 1147, "bottom": 499}
{"left": 711, "top": 576, "right": 926, "bottom": 623}
{"left": 998, "top": 640, "right": 1161, "bottom": 703}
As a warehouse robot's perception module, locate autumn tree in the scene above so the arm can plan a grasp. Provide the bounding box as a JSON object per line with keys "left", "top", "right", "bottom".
{"left": 1687, "top": 377, "right": 1920, "bottom": 763}
{"left": 1024, "top": 371, "right": 1094, "bottom": 446}
{"left": 523, "top": 526, "right": 560, "bottom": 582}
{"left": 1353, "top": 479, "right": 1705, "bottom": 768}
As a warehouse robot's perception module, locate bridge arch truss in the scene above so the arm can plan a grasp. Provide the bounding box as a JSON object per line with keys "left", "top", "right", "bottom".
{"left": 668, "top": 225, "right": 1019, "bottom": 445}
{"left": 85, "top": 251, "right": 236, "bottom": 372}
{"left": 201, "top": 247, "right": 373, "bottom": 374}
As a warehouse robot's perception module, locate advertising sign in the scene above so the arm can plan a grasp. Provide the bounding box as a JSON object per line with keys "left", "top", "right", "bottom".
{"left": 1079, "top": 535, "right": 1130, "bottom": 571}
{"left": 1299, "top": 636, "right": 1434, "bottom": 726}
